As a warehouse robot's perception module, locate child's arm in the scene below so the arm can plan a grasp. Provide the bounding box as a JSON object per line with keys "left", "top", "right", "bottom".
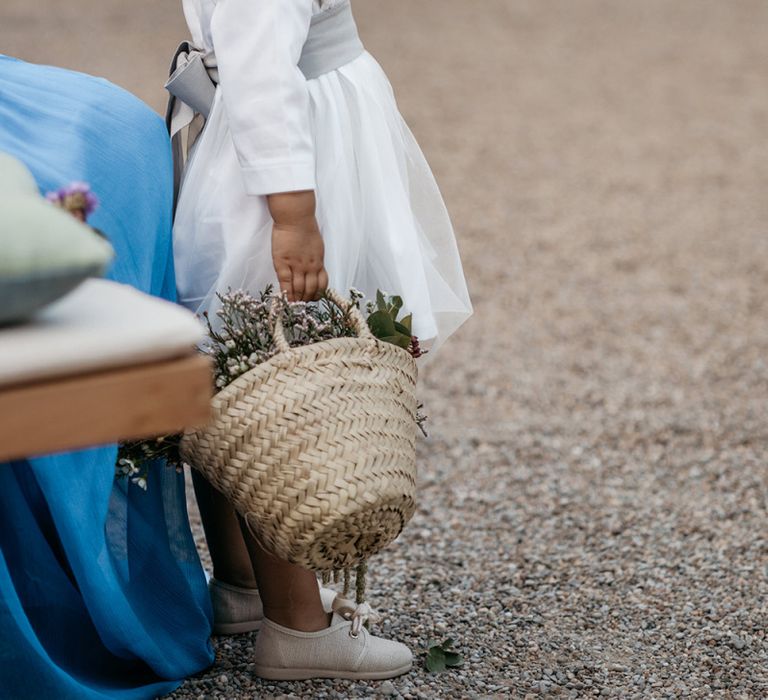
{"left": 211, "top": 0, "right": 328, "bottom": 301}
{"left": 211, "top": 0, "right": 315, "bottom": 195}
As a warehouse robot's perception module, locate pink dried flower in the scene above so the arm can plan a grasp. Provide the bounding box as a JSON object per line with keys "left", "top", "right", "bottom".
{"left": 408, "top": 335, "right": 428, "bottom": 359}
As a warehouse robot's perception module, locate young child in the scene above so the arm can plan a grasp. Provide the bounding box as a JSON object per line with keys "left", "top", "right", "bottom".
{"left": 171, "top": 0, "right": 472, "bottom": 681}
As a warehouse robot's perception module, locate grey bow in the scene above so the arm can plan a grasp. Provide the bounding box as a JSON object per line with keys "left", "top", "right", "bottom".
{"left": 164, "top": 42, "right": 218, "bottom": 210}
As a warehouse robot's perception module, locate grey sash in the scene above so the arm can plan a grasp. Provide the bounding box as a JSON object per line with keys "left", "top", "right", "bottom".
{"left": 299, "top": 1, "right": 364, "bottom": 80}
{"left": 165, "top": 0, "right": 364, "bottom": 209}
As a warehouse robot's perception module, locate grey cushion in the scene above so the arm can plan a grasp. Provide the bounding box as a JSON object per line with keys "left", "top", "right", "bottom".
{"left": 0, "top": 155, "right": 114, "bottom": 325}
{"left": 0, "top": 152, "right": 39, "bottom": 196}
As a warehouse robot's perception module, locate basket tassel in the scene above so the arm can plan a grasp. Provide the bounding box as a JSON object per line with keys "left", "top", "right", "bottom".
{"left": 355, "top": 561, "right": 367, "bottom": 605}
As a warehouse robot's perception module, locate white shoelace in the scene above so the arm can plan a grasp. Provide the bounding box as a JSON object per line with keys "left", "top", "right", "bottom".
{"left": 334, "top": 599, "right": 382, "bottom": 638}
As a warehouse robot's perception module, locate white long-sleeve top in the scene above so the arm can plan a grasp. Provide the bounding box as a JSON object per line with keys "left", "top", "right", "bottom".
{"left": 181, "top": 0, "right": 344, "bottom": 195}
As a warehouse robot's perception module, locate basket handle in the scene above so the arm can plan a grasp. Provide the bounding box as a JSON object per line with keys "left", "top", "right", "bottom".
{"left": 272, "top": 288, "right": 374, "bottom": 354}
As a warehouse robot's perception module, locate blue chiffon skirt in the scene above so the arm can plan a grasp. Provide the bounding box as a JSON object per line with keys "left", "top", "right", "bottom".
{"left": 0, "top": 56, "right": 214, "bottom": 699}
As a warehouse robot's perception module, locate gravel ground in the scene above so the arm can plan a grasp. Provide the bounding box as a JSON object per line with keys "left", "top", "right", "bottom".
{"left": 4, "top": 1, "right": 768, "bottom": 697}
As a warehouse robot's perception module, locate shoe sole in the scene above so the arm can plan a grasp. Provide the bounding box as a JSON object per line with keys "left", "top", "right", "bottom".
{"left": 252, "top": 662, "right": 412, "bottom": 681}
{"left": 212, "top": 619, "right": 262, "bottom": 636}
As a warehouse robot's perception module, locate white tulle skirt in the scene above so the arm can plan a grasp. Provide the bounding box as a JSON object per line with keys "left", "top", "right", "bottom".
{"left": 173, "top": 51, "right": 472, "bottom": 359}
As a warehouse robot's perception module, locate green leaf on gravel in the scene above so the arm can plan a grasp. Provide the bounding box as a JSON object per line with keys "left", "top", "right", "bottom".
{"left": 425, "top": 647, "right": 447, "bottom": 673}
{"left": 424, "top": 638, "right": 463, "bottom": 673}
{"left": 444, "top": 652, "right": 463, "bottom": 667}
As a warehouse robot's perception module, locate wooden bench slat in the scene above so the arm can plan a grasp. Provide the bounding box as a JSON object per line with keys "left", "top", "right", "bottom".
{"left": 0, "top": 355, "right": 212, "bottom": 462}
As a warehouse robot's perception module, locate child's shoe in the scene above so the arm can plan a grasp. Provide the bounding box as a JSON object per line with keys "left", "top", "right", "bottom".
{"left": 252, "top": 602, "right": 412, "bottom": 680}
{"left": 209, "top": 578, "right": 339, "bottom": 635}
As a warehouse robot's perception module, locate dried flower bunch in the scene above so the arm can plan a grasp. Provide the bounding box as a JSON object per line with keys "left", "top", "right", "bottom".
{"left": 204, "top": 286, "right": 362, "bottom": 390}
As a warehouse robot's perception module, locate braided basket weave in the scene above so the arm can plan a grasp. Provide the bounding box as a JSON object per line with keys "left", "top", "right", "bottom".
{"left": 181, "top": 290, "right": 418, "bottom": 571}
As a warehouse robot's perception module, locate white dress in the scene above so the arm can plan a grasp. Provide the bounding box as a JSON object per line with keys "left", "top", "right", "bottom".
{"left": 174, "top": 0, "right": 472, "bottom": 358}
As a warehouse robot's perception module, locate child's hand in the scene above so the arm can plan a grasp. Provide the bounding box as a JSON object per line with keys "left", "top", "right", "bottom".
{"left": 268, "top": 191, "right": 329, "bottom": 302}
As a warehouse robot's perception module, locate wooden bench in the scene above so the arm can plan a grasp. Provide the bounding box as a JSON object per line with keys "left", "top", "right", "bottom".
{"left": 0, "top": 280, "right": 211, "bottom": 461}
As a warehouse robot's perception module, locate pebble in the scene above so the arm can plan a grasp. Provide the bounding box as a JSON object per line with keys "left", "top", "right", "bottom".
{"left": 379, "top": 680, "right": 397, "bottom": 696}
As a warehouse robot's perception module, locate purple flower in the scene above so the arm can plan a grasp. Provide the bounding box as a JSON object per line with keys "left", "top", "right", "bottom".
{"left": 46, "top": 181, "right": 99, "bottom": 218}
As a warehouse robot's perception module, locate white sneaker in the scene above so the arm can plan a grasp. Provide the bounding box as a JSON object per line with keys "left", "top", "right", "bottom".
{"left": 252, "top": 602, "right": 413, "bottom": 680}
{"left": 209, "top": 578, "right": 339, "bottom": 636}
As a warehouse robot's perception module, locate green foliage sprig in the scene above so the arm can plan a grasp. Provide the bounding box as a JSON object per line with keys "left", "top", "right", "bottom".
{"left": 365, "top": 291, "right": 427, "bottom": 359}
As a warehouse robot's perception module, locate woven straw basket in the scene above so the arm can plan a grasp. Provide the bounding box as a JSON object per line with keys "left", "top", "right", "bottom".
{"left": 181, "top": 290, "right": 418, "bottom": 571}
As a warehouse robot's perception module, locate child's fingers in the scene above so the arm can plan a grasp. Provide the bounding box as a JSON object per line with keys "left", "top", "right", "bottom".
{"left": 304, "top": 271, "right": 319, "bottom": 302}
{"left": 292, "top": 270, "right": 306, "bottom": 302}
{"left": 317, "top": 268, "right": 329, "bottom": 298}
{"left": 276, "top": 264, "right": 294, "bottom": 301}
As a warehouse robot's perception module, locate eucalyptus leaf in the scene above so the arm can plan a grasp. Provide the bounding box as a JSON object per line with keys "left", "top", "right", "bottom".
{"left": 376, "top": 289, "right": 388, "bottom": 312}
{"left": 382, "top": 334, "right": 412, "bottom": 350}
{"left": 367, "top": 310, "right": 397, "bottom": 338}
{"left": 393, "top": 321, "right": 412, "bottom": 336}
{"left": 390, "top": 295, "right": 404, "bottom": 317}
{"left": 399, "top": 313, "right": 413, "bottom": 334}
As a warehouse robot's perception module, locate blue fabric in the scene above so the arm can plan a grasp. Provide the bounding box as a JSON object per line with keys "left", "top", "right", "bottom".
{"left": 0, "top": 56, "right": 214, "bottom": 699}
